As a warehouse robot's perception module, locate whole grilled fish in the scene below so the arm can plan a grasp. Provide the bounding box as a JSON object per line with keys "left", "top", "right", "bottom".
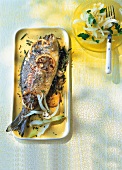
{"left": 6, "top": 34, "right": 59, "bottom": 136}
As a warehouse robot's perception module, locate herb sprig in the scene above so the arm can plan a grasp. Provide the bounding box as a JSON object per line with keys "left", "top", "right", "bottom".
{"left": 20, "top": 33, "right": 27, "bottom": 40}
{"left": 88, "top": 13, "right": 97, "bottom": 25}
{"left": 26, "top": 40, "right": 33, "bottom": 46}
{"left": 78, "top": 33, "right": 90, "bottom": 40}
{"left": 114, "top": 23, "right": 122, "bottom": 34}
{"left": 100, "top": 8, "right": 106, "bottom": 13}
{"left": 92, "top": 36, "right": 100, "bottom": 43}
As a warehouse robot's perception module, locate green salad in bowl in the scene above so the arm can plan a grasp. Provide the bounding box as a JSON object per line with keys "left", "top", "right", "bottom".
{"left": 72, "top": 1, "right": 122, "bottom": 53}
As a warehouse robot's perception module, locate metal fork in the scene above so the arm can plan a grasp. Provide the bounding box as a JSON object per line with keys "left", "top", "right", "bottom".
{"left": 105, "top": 6, "right": 115, "bottom": 74}
{"left": 106, "top": 5, "right": 115, "bottom": 19}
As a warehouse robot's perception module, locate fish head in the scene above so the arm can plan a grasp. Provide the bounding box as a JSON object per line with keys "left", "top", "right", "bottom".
{"left": 31, "top": 34, "right": 58, "bottom": 53}
{"left": 30, "top": 34, "right": 59, "bottom": 73}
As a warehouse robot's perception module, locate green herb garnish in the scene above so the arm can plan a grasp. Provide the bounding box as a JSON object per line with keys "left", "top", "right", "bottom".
{"left": 41, "top": 90, "right": 45, "bottom": 93}
{"left": 107, "top": 28, "right": 113, "bottom": 34}
{"left": 92, "top": 36, "right": 100, "bottom": 43}
{"left": 26, "top": 43, "right": 31, "bottom": 46}
{"left": 88, "top": 13, "right": 95, "bottom": 24}
{"left": 118, "top": 28, "right": 122, "bottom": 33}
{"left": 68, "top": 48, "right": 72, "bottom": 52}
{"left": 100, "top": 8, "right": 106, "bottom": 13}
{"left": 87, "top": 10, "right": 91, "bottom": 13}
{"left": 24, "top": 50, "right": 27, "bottom": 54}
{"left": 26, "top": 40, "right": 33, "bottom": 43}
{"left": 58, "top": 46, "right": 69, "bottom": 72}
{"left": 93, "top": 18, "right": 97, "bottom": 25}
{"left": 20, "top": 33, "right": 27, "bottom": 40}
{"left": 118, "top": 28, "right": 122, "bottom": 34}
{"left": 115, "top": 23, "right": 120, "bottom": 31}
{"left": 95, "top": 40, "right": 100, "bottom": 43}
{"left": 38, "top": 36, "right": 42, "bottom": 39}
{"left": 78, "top": 33, "right": 90, "bottom": 40}
{"left": 47, "top": 46, "right": 69, "bottom": 98}
{"left": 101, "top": 26, "right": 104, "bottom": 30}
{"left": 114, "top": 23, "right": 122, "bottom": 34}
{"left": 24, "top": 50, "right": 29, "bottom": 56}
{"left": 26, "top": 40, "right": 33, "bottom": 46}
{"left": 88, "top": 13, "right": 97, "bottom": 25}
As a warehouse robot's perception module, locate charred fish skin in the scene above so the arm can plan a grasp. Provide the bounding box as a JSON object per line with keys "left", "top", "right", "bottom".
{"left": 6, "top": 34, "right": 60, "bottom": 137}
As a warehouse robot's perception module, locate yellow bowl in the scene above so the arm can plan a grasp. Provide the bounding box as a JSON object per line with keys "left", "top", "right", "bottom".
{"left": 72, "top": 0, "right": 122, "bottom": 53}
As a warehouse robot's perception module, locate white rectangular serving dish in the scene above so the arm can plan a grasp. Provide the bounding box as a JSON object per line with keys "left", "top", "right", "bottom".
{"left": 12, "top": 27, "right": 71, "bottom": 140}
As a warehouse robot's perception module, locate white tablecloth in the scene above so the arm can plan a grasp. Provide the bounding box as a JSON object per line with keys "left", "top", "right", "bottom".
{"left": 0, "top": 0, "right": 122, "bottom": 169}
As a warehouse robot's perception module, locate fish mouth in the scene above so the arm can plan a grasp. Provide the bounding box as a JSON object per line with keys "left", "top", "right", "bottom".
{"left": 36, "top": 54, "right": 56, "bottom": 73}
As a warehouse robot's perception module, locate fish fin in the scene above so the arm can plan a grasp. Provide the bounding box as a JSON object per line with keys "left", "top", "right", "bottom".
{"left": 6, "top": 107, "right": 28, "bottom": 137}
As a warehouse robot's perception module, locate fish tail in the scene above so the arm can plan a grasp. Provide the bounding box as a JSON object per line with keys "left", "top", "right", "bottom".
{"left": 6, "top": 107, "right": 28, "bottom": 137}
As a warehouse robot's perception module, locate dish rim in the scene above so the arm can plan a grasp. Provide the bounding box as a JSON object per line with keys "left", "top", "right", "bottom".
{"left": 12, "top": 26, "right": 71, "bottom": 140}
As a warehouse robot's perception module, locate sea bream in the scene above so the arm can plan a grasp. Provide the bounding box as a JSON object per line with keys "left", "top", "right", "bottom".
{"left": 6, "top": 34, "right": 60, "bottom": 137}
